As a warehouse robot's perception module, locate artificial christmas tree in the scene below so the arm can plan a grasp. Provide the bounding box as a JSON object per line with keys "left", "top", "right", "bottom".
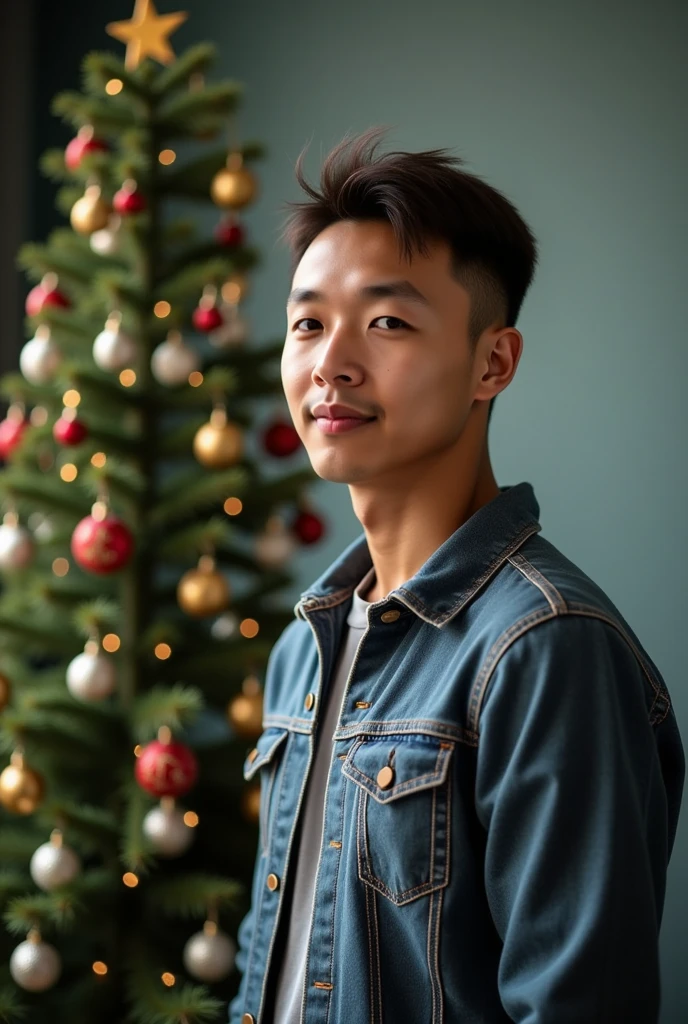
{"left": 0, "top": 4, "right": 326, "bottom": 1021}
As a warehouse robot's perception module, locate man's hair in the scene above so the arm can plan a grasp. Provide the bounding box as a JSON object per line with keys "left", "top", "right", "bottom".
{"left": 279, "top": 126, "right": 539, "bottom": 425}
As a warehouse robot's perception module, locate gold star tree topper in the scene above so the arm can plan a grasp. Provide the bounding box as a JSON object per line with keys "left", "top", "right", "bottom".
{"left": 106, "top": 0, "right": 188, "bottom": 71}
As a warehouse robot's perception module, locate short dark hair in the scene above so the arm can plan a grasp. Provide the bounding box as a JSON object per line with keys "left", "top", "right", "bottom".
{"left": 279, "top": 126, "right": 539, "bottom": 425}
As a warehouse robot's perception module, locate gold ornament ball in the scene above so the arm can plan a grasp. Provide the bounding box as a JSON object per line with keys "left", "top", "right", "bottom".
{"left": 228, "top": 691, "right": 263, "bottom": 739}
{"left": 177, "top": 557, "right": 231, "bottom": 617}
{"left": 0, "top": 672, "right": 11, "bottom": 711}
{"left": 211, "top": 165, "right": 258, "bottom": 210}
{"left": 193, "top": 411, "right": 243, "bottom": 469}
{"left": 70, "top": 185, "right": 112, "bottom": 235}
{"left": 0, "top": 755, "right": 45, "bottom": 815}
{"left": 241, "top": 782, "right": 261, "bottom": 824}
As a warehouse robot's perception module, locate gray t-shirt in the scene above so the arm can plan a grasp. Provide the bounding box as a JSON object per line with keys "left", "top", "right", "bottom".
{"left": 272, "top": 566, "right": 377, "bottom": 1023}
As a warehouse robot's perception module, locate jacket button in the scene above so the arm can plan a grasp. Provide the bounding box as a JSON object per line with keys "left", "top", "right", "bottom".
{"left": 377, "top": 766, "right": 395, "bottom": 788}
{"left": 304, "top": 692, "right": 315, "bottom": 711}
{"left": 380, "top": 609, "right": 401, "bottom": 623}
{"left": 247, "top": 747, "right": 258, "bottom": 763}
{"left": 266, "top": 873, "right": 280, "bottom": 891}
{"left": 242, "top": 1015, "right": 256, "bottom": 1024}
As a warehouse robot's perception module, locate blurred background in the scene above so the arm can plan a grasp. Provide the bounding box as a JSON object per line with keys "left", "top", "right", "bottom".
{"left": 0, "top": 0, "right": 685, "bottom": 1020}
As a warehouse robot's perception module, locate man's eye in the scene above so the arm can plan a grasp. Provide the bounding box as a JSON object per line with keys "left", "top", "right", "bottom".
{"left": 292, "top": 316, "right": 410, "bottom": 332}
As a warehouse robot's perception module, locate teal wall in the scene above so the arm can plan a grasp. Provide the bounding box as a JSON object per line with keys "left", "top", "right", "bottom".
{"left": 186, "top": 0, "right": 687, "bottom": 1018}
{"left": 29, "top": 0, "right": 687, "bottom": 1017}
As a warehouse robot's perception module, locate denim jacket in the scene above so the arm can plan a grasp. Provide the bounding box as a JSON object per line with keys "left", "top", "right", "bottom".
{"left": 228, "top": 482, "right": 684, "bottom": 1024}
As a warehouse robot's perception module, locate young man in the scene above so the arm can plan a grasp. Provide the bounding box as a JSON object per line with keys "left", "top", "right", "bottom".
{"left": 228, "top": 127, "right": 685, "bottom": 1024}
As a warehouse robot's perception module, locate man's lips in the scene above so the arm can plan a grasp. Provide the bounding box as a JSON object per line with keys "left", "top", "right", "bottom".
{"left": 314, "top": 415, "right": 377, "bottom": 435}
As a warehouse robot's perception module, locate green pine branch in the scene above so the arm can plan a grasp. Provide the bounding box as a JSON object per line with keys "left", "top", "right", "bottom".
{"left": 152, "top": 43, "right": 217, "bottom": 96}
{"left": 0, "top": 986, "right": 28, "bottom": 1023}
{"left": 129, "top": 684, "right": 205, "bottom": 743}
{"left": 146, "top": 873, "right": 243, "bottom": 919}
{"left": 151, "top": 467, "right": 248, "bottom": 528}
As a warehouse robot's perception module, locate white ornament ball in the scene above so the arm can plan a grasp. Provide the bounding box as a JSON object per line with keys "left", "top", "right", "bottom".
{"left": 19, "top": 329, "right": 62, "bottom": 384}
{"left": 209, "top": 307, "right": 249, "bottom": 348}
{"left": 151, "top": 336, "right": 200, "bottom": 386}
{"left": 10, "top": 935, "right": 62, "bottom": 992}
{"left": 255, "top": 519, "right": 298, "bottom": 569}
{"left": 93, "top": 324, "right": 137, "bottom": 372}
{"left": 183, "top": 924, "right": 236, "bottom": 982}
{"left": 210, "top": 611, "right": 239, "bottom": 640}
{"left": 89, "top": 217, "right": 120, "bottom": 256}
{"left": 30, "top": 841, "right": 81, "bottom": 891}
{"left": 0, "top": 522, "right": 34, "bottom": 570}
{"left": 143, "top": 802, "right": 195, "bottom": 857}
{"left": 66, "top": 647, "right": 116, "bottom": 702}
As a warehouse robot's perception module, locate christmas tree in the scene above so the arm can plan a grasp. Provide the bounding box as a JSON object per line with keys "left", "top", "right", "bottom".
{"left": 0, "top": 3, "right": 324, "bottom": 1021}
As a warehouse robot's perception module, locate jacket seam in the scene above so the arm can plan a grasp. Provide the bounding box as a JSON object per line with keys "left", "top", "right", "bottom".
{"left": 467, "top": 607, "right": 671, "bottom": 737}
{"left": 506, "top": 550, "right": 567, "bottom": 613}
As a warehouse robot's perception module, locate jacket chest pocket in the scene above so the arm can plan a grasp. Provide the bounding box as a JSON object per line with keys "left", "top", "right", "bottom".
{"left": 341, "top": 733, "right": 454, "bottom": 906}
{"left": 242, "top": 727, "right": 289, "bottom": 856}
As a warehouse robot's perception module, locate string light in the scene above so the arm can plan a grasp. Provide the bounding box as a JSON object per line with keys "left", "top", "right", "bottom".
{"left": 188, "top": 371, "right": 204, "bottom": 387}
{"left": 223, "top": 497, "right": 242, "bottom": 516}
{"left": 161, "top": 972, "right": 175, "bottom": 986}
{"left": 91, "top": 452, "right": 107, "bottom": 468}
{"left": 158, "top": 149, "right": 176, "bottom": 165}
{"left": 102, "top": 633, "right": 121, "bottom": 652}
{"left": 52, "top": 558, "right": 70, "bottom": 577}
{"left": 153, "top": 301, "right": 171, "bottom": 317}
{"left": 62, "top": 389, "right": 81, "bottom": 408}
{"left": 119, "top": 369, "right": 136, "bottom": 387}
{"left": 239, "top": 618, "right": 259, "bottom": 638}
{"left": 106, "top": 78, "right": 123, "bottom": 95}
{"left": 60, "top": 463, "right": 78, "bottom": 482}
{"left": 122, "top": 872, "right": 138, "bottom": 887}
{"left": 154, "top": 643, "right": 171, "bottom": 660}
{"left": 92, "top": 961, "right": 108, "bottom": 975}
{"left": 183, "top": 811, "right": 199, "bottom": 827}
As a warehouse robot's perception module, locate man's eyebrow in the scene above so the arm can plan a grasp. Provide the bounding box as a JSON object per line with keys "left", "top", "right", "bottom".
{"left": 286, "top": 280, "right": 431, "bottom": 307}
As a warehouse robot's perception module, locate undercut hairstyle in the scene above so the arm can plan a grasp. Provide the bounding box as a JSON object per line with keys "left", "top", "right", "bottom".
{"left": 279, "top": 125, "right": 539, "bottom": 425}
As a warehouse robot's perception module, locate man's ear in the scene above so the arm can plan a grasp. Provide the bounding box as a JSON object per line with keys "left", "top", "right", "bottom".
{"left": 473, "top": 327, "right": 523, "bottom": 403}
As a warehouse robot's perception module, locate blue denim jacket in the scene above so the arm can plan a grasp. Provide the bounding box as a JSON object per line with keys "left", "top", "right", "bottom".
{"left": 229, "top": 482, "right": 684, "bottom": 1024}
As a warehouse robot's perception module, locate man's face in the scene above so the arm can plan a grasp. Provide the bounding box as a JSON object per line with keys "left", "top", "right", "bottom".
{"left": 281, "top": 218, "right": 487, "bottom": 485}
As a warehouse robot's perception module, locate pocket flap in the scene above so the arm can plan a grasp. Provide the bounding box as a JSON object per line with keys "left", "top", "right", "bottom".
{"left": 242, "top": 727, "right": 289, "bottom": 781}
{"left": 341, "top": 734, "right": 453, "bottom": 804}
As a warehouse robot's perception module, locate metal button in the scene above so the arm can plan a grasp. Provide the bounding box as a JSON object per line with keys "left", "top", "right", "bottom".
{"left": 266, "top": 873, "right": 280, "bottom": 891}
{"left": 380, "top": 609, "right": 401, "bottom": 623}
{"left": 247, "top": 747, "right": 258, "bottom": 763}
{"left": 377, "top": 765, "right": 395, "bottom": 789}
{"left": 242, "top": 1014, "right": 256, "bottom": 1024}
{"left": 304, "top": 692, "right": 315, "bottom": 711}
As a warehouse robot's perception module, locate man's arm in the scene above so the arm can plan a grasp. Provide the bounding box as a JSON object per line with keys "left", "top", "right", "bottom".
{"left": 474, "top": 613, "right": 683, "bottom": 1024}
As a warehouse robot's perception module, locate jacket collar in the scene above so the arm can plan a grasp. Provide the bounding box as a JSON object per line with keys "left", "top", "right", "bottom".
{"left": 294, "top": 481, "right": 542, "bottom": 628}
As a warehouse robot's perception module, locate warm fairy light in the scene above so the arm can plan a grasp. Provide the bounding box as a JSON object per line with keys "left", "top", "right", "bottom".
{"left": 183, "top": 811, "right": 199, "bottom": 827}
{"left": 119, "top": 369, "right": 137, "bottom": 387}
{"left": 158, "top": 149, "right": 176, "bottom": 165}
{"left": 52, "top": 557, "right": 70, "bottom": 577}
{"left": 133, "top": 744, "right": 143, "bottom": 757}
{"left": 91, "top": 452, "right": 107, "bottom": 468}
{"left": 122, "top": 872, "right": 138, "bottom": 887}
{"left": 102, "top": 633, "right": 121, "bottom": 652}
{"left": 154, "top": 643, "right": 172, "bottom": 660}
{"left": 223, "top": 497, "right": 243, "bottom": 516}
{"left": 240, "top": 618, "right": 259, "bottom": 638}
{"left": 188, "top": 371, "right": 204, "bottom": 387}
{"left": 60, "top": 463, "right": 78, "bottom": 482}
{"left": 30, "top": 406, "right": 48, "bottom": 426}
{"left": 92, "top": 961, "right": 108, "bottom": 976}
{"left": 62, "top": 389, "right": 81, "bottom": 408}
{"left": 154, "top": 300, "right": 171, "bottom": 317}
{"left": 161, "top": 972, "right": 176, "bottom": 987}
{"left": 106, "top": 78, "right": 123, "bottom": 95}
{"left": 222, "top": 280, "right": 243, "bottom": 304}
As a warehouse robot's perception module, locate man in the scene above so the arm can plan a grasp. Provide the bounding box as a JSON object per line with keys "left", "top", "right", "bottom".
{"left": 228, "top": 126, "right": 684, "bottom": 1024}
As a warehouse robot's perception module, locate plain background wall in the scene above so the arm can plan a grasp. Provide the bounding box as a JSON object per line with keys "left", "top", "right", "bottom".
{"left": 11, "top": 0, "right": 688, "bottom": 1019}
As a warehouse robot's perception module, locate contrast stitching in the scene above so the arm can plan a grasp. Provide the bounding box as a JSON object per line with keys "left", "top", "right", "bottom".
{"left": 507, "top": 551, "right": 567, "bottom": 613}
{"left": 433, "top": 886, "right": 445, "bottom": 1022}
{"left": 334, "top": 718, "right": 477, "bottom": 747}
{"left": 342, "top": 745, "right": 451, "bottom": 799}
{"left": 371, "top": 886, "right": 383, "bottom": 1023}
{"left": 427, "top": 890, "right": 436, "bottom": 1024}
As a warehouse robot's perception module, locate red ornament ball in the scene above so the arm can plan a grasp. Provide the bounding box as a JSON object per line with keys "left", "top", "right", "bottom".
{"left": 214, "top": 216, "right": 245, "bottom": 247}
{"left": 293, "top": 509, "right": 326, "bottom": 545}
{"left": 25, "top": 281, "right": 70, "bottom": 318}
{"left": 113, "top": 183, "right": 146, "bottom": 215}
{"left": 53, "top": 414, "right": 88, "bottom": 447}
{"left": 192, "top": 305, "right": 224, "bottom": 332}
{"left": 263, "top": 419, "right": 302, "bottom": 457}
{"left": 70, "top": 512, "right": 134, "bottom": 575}
{"left": 64, "top": 127, "right": 109, "bottom": 171}
{"left": 0, "top": 414, "right": 28, "bottom": 459}
{"left": 135, "top": 738, "right": 198, "bottom": 798}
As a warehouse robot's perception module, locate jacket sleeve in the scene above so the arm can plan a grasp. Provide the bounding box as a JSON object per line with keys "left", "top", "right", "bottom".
{"left": 474, "top": 612, "right": 679, "bottom": 1024}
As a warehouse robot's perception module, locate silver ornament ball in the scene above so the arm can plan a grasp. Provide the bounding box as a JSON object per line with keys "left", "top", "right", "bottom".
{"left": 183, "top": 924, "right": 236, "bottom": 982}
{"left": 92, "top": 324, "right": 137, "bottom": 372}
{"left": 30, "top": 840, "right": 81, "bottom": 891}
{"left": 255, "top": 520, "right": 298, "bottom": 569}
{"left": 151, "top": 336, "right": 200, "bottom": 386}
{"left": 10, "top": 935, "right": 62, "bottom": 992}
{"left": 210, "top": 611, "right": 239, "bottom": 640}
{"left": 66, "top": 648, "right": 117, "bottom": 702}
{"left": 142, "top": 802, "right": 195, "bottom": 857}
{"left": 19, "top": 329, "right": 62, "bottom": 384}
{"left": 209, "top": 307, "right": 249, "bottom": 348}
{"left": 0, "top": 522, "right": 34, "bottom": 570}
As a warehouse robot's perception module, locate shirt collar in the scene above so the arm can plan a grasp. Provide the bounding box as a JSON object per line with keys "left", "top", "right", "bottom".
{"left": 294, "top": 481, "right": 542, "bottom": 628}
